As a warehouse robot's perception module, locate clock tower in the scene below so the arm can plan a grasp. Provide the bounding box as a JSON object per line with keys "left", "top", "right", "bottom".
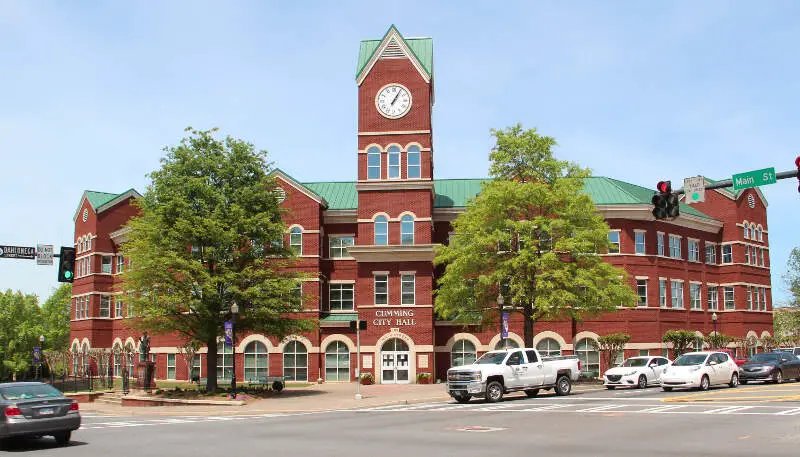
{"left": 347, "top": 25, "right": 437, "bottom": 384}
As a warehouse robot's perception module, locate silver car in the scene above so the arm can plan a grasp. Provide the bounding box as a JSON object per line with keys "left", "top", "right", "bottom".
{"left": 0, "top": 382, "right": 81, "bottom": 446}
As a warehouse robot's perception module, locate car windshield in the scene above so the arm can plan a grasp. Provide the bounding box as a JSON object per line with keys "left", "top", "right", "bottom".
{"left": 475, "top": 352, "right": 507, "bottom": 365}
{"left": 622, "top": 358, "right": 648, "bottom": 367}
{"left": 0, "top": 384, "right": 63, "bottom": 400}
{"left": 673, "top": 354, "right": 708, "bottom": 366}
{"left": 747, "top": 353, "right": 779, "bottom": 363}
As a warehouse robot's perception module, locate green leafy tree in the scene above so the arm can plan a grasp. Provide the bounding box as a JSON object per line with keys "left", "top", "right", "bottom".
{"left": 0, "top": 290, "right": 44, "bottom": 380}
{"left": 435, "top": 124, "right": 637, "bottom": 347}
{"left": 784, "top": 247, "right": 800, "bottom": 307}
{"left": 761, "top": 335, "right": 778, "bottom": 351}
{"left": 121, "top": 128, "right": 313, "bottom": 392}
{"left": 592, "top": 333, "right": 631, "bottom": 368}
{"left": 662, "top": 330, "right": 698, "bottom": 357}
{"left": 704, "top": 332, "right": 733, "bottom": 350}
{"left": 41, "top": 284, "right": 72, "bottom": 351}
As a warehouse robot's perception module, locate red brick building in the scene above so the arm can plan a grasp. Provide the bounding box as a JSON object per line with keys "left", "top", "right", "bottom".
{"left": 69, "top": 26, "right": 773, "bottom": 384}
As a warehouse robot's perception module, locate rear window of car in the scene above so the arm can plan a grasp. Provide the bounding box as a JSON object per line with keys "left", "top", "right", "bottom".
{"left": 0, "top": 384, "right": 63, "bottom": 400}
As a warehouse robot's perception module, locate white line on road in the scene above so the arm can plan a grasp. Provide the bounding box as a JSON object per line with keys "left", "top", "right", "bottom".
{"left": 575, "top": 404, "right": 628, "bottom": 412}
{"left": 775, "top": 407, "right": 800, "bottom": 416}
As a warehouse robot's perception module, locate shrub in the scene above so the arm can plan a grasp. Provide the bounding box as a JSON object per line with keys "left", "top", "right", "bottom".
{"left": 359, "top": 373, "right": 375, "bottom": 385}
{"left": 416, "top": 372, "right": 432, "bottom": 384}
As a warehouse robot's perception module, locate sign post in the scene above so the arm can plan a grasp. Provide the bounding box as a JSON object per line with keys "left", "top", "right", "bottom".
{"left": 36, "top": 244, "right": 54, "bottom": 265}
{"left": 732, "top": 167, "right": 777, "bottom": 191}
{"left": 683, "top": 176, "right": 706, "bottom": 204}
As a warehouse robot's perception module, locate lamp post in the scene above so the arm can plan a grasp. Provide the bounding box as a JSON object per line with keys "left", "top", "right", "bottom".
{"left": 712, "top": 312, "right": 718, "bottom": 348}
{"left": 38, "top": 335, "right": 45, "bottom": 381}
{"left": 498, "top": 293, "right": 506, "bottom": 349}
{"left": 230, "top": 302, "right": 238, "bottom": 399}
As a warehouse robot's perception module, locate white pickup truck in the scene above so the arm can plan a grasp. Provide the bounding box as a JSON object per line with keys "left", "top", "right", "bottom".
{"left": 446, "top": 348, "right": 581, "bottom": 403}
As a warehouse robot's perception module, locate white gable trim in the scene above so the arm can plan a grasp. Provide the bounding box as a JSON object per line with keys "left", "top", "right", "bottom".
{"left": 72, "top": 193, "right": 93, "bottom": 221}
{"left": 357, "top": 29, "right": 430, "bottom": 86}
{"left": 272, "top": 170, "right": 327, "bottom": 207}
{"left": 96, "top": 190, "right": 143, "bottom": 214}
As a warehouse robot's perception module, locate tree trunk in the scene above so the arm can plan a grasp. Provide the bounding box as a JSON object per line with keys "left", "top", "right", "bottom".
{"left": 206, "top": 338, "right": 218, "bottom": 392}
{"left": 523, "top": 301, "right": 534, "bottom": 348}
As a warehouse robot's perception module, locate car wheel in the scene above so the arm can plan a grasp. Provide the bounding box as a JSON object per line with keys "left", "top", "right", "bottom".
{"left": 606, "top": 385, "right": 616, "bottom": 390}
{"left": 54, "top": 432, "right": 71, "bottom": 446}
{"left": 453, "top": 393, "right": 471, "bottom": 404}
{"left": 485, "top": 381, "right": 504, "bottom": 403}
{"left": 555, "top": 375, "right": 571, "bottom": 396}
{"left": 729, "top": 372, "right": 739, "bottom": 388}
{"left": 637, "top": 375, "right": 647, "bottom": 389}
{"left": 662, "top": 387, "right": 673, "bottom": 392}
{"left": 775, "top": 370, "right": 783, "bottom": 384}
{"left": 525, "top": 389, "right": 539, "bottom": 398}
{"left": 699, "top": 375, "right": 710, "bottom": 391}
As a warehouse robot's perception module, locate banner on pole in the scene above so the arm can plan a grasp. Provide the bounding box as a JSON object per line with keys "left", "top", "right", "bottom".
{"left": 501, "top": 313, "right": 509, "bottom": 339}
{"left": 224, "top": 321, "right": 233, "bottom": 346}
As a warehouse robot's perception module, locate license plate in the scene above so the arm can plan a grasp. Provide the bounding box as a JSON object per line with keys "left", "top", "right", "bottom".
{"left": 38, "top": 408, "right": 54, "bottom": 416}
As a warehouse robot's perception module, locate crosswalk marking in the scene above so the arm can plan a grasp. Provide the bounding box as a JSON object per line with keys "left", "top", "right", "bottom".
{"left": 520, "top": 404, "right": 571, "bottom": 412}
{"left": 702, "top": 406, "right": 753, "bottom": 415}
{"left": 776, "top": 407, "right": 800, "bottom": 416}
{"left": 576, "top": 404, "right": 627, "bottom": 412}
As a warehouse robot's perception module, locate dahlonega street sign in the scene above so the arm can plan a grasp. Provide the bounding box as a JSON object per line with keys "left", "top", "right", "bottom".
{"left": 732, "top": 167, "right": 777, "bottom": 191}
{"left": 0, "top": 245, "right": 36, "bottom": 259}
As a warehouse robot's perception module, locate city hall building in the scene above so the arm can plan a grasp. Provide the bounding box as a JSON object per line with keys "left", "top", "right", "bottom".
{"left": 69, "top": 26, "right": 774, "bottom": 384}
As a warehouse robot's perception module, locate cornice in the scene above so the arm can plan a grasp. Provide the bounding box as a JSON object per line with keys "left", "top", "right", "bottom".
{"left": 355, "top": 181, "right": 435, "bottom": 192}
{"left": 346, "top": 244, "right": 438, "bottom": 262}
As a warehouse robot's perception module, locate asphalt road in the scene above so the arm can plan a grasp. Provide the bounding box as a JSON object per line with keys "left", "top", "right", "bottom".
{"left": 6, "top": 383, "right": 800, "bottom": 456}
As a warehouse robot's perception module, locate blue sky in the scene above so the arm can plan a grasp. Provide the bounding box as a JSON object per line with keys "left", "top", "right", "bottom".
{"left": 1, "top": 1, "right": 798, "bottom": 304}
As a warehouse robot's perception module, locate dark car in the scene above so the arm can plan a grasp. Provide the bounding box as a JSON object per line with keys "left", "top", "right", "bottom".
{"left": 739, "top": 352, "right": 800, "bottom": 384}
{"left": 0, "top": 382, "right": 80, "bottom": 446}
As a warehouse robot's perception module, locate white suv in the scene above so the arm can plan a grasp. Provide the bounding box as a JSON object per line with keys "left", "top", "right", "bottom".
{"left": 661, "top": 351, "right": 739, "bottom": 391}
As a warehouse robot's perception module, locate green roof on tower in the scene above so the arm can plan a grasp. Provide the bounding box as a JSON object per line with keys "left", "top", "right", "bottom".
{"left": 356, "top": 25, "right": 433, "bottom": 84}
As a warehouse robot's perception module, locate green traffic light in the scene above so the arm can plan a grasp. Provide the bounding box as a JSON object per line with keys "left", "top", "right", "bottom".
{"left": 64, "top": 271, "right": 73, "bottom": 279}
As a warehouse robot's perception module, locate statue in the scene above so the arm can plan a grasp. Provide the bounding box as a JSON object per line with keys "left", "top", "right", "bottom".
{"left": 138, "top": 331, "right": 151, "bottom": 362}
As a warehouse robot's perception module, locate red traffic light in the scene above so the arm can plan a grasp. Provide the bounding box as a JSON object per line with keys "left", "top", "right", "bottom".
{"left": 795, "top": 156, "right": 800, "bottom": 168}
{"left": 656, "top": 181, "right": 672, "bottom": 194}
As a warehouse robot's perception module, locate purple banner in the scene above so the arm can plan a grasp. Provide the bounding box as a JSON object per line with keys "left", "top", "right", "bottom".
{"left": 33, "top": 347, "right": 41, "bottom": 364}
{"left": 501, "top": 313, "right": 509, "bottom": 339}
{"left": 224, "top": 321, "right": 233, "bottom": 346}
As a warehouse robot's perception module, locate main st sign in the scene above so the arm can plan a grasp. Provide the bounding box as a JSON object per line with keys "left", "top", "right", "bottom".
{"left": 372, "top": 309, "right": 416, "bottom": 326}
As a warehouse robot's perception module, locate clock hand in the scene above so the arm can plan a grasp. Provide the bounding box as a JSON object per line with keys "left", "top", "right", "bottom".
{"left": 391, "top": 90, "right": 401, "bottom": 106}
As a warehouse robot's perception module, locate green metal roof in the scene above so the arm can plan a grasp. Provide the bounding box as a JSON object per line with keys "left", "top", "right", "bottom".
{"left": 356, "top": 25, "right": 433, "bottom": 79}
{"left": 433, "top": 179, "right": 484, "bottom": 208}
{"left": 584, "top": 177, "right": 713, "bottom": 219}
{"left": 85, "top": 190, "right": 119, "bottom": 210}
{"left": 320, "top": 313, "right": 358, "bottom": 322}
{"left": 302, "top": 181, "right": 357, "bottom": 210}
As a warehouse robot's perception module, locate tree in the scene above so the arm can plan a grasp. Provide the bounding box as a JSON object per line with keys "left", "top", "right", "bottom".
{"left": 435, "top": 124, "right": 637, "bottom": 347}
{"left": 784, "top": 247, "right": 800, "bottom": 307}
{"left": 703, "top": 333, "right": 733, "bottom": 350}
{"left": 761, "top": 335, "right": 778, "bottom": 352}
{"left": 177, "top": 340, "right": 201, "bottom": 382}
{"left": 41, "top": 284, "right": 72, "bottom": 351}
{"left": 121, "top": 128, "right": 313, "bottom": 392}
{"left": 774, "top": 307, "right": 800, "bottom": 343}
{"left": 592, "top": 333, "right": 631, "bottom": 369}
{"left": 662, "top": 330, "right": 698, "bottom": 357}
{"left": 0, "top": 290, "right": 44, "bottom": 380}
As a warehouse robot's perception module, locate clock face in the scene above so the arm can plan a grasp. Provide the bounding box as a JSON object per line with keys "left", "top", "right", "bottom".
{"left": 376, "top": 84, "right": 412, "bottom": 119}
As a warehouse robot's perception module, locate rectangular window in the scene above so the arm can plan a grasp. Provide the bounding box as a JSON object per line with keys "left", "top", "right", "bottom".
{"left": 639, "top": 350, "right": 649, "bottom": 357}
{"left": 374, "top": 275, "right": 388, "bottom": 305}
{"left": 745, "top": 246, "right": 750, "bottom": 264}
{"left": 690, "top": 284, "right": 701, "bottom": 310}
{"left": 634, "top": 231, "right": 645, "bottom": 254}
{"left": 608, "top": 231, "right": 620, "bottom": 254}
{"left": 126, "top": 295, "right": 134, "bottom": 317}
{"left": 636, "top": 279, "right": 647, "bottom": 306}
{"left": 329, "top": 236, "right": 354, "bottom": 258}
{"left": 669, "top": 235, "right": 681, "bottom": 259}
{"left": 116, "top": 255, "right": 124, "bottom": 273}
{"left": 407, "top": 148, "right": 421, "bottom": 179}
{"left": 101, "top": 255, "right": 112, "bottom": 274}
{"left": 657, "top": 233, "right": 665, "bottom": 256}
{"left": 708, "top": 288, "right": 718, "bottom": 310}
{"left": 289, "top": 230, "right": 302, "bottom": 255}
{"left": 722, "top": 245, "right": 733, "bottom": 263}
{"left": 659, "top": 279, "right": 667, "bottom": 307}
{"left": 115, "top": 296, "right": 123, "bottom": 318}
{"left": 192, "top": 355, "right": 202, "bottom": 380}
{"left": 760, "top": 287, "right": 766, "bottom": 310}
{"left": 401, "top": 274, "right": 415, "bottom": 305}
{"left": 167, "top": 354, "right": 176, "bottom": 380}
{"left": 100, "top": 295, "right": 110, "bottom": 317}
{"left": 670, "top": 281, "right": 684, "bottom": 308}
{"left": 747, "top": 286, "right": 753, "bottom": 310}
{"left": 83, "top": 296, "right": 90, "bottom": 318}
{"left": 705, "top": 244, "right": 717, "bottom": 265}
{"left": 329, "top": 284, "right": 354, "bottom": 311}
{"left": 388, "top": 150, "right": 400, "bottom": 178}
{"left": 723, "top": 286, "right": 735, "bottom": 309}
{"left": 688, "top": 240, "right": 699, "bottom": 262}
{"left": 367, "top": 150, "right": 380, "bottom": 179}
{"left": 759, "top": 248, "right": 765, "bottom": 267}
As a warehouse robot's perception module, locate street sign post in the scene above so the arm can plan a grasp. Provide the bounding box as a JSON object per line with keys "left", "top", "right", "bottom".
{"left": 732, "top": 167, "right": 777, "bottom": 191}
{"left": 683, "top": 176, "right": 706, "bottom": 204}
{"left": 0, "top": 245, "right": 36, "bottom": 259}
{"left": 36, "top": 244, "right": 54, "bottom": 265}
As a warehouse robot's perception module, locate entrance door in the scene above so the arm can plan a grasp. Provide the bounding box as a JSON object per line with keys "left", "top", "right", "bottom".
{"left": 381, "top": 339, "right": 410, "bottom": 384}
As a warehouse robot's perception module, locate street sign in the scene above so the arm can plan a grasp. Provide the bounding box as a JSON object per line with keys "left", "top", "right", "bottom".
{"left": 0, "top": 245, "right": 35, "bottom": 259}
{"left": 683, "top": 176, "right": 705, "bottom": 204}
{"left": 732, "top": 167, "right": 777, "bottom": 191}
{"left": 36, "top": 244, "right": 54, "bottom": 265}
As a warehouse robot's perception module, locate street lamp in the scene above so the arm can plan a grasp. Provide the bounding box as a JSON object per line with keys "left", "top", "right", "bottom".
{"left": 712, "top": 312, "right": 718, "bottom": 348}
{"left": 497, "top": 293, "right": 506, "bottom": 349}
{"left": 230, "top": 302, "right": 238, "bottom": 399}
{"left": 38, "top": 335, "right": 45, "bottom": 381}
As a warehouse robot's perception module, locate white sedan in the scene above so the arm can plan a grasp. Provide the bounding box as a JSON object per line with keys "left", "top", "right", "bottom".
{"left": 661, "top": 351, "right": 740, "bottom": 391}
{"left": 603, "top": 356, "right": 671, "bottom": 389}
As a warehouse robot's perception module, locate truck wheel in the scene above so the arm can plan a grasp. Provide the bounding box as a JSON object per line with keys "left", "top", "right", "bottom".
{"left": 524, "top": 389, "right": 539, "bottom": 398}
{"left": 555, "top": 375, "right": 571, "bottom": 396}
{"left": 485, "top": 381, "right": 504, "bottom": 403}
{"left": 453, "top": 393, "right": 471, "bottom": 404}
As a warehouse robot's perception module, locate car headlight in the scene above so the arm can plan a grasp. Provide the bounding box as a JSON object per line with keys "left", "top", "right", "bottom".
{"left": 471, "top": 372, "right": 482, "bottom": 381}
{"left": 622, "top": 371, "right": 637, "bottom": 376}
{"left": 690, "top": 366, "right": 702, "bottom": 372}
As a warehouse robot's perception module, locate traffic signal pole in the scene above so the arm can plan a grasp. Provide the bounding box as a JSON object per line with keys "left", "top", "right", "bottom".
{"left": 673, "top": 167, "right": 800, "bottom": 195}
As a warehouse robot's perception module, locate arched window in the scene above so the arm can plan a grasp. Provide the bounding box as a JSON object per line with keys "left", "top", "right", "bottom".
{"left": 367, "top": 146, "right": 381, "bottom": 180}
{"left": 86, "top": 235, "right": 92, "bottom": 251}
{"left": 283, "top": 341, "right": 308, "bottom": 381}
{"left": 756, "top": 227, "right": 763, "bottom": 242}
{"left": 407, "top": 145, "right": 421, "bottom": 179}
{"left": 374, "top": 215, "right": 388, "bottom": 245}
{"left": 289, "top": 227, "right": 302, "bottom": 255}
{"left": 325, "top": 341, "right": 350, "bottom": 382}
{"left": 81, "top": 342, "right": 90, "bottom": 375}
{"left": 112, "top": 344, "right": 122, "bottom": 377}
{"left": 575, "top": 338, "right": 599, "bottom": 378}
{"left": 494, "top": 338, "right": 519, "bottom": 350}
{"left": 387, "top": 145, "right": 401, "bottom": 179}
{"left": 217, "top": 343, "right": 233, "bottom": 380}
{"left": 400, "top": 215, "right": 414, "bottom": 245}
{"left": 244, "top": 341, "right": 269, "bottom": 382}
{"left": 743, "top": 224, "right": 749, "bottom": 239}
{"left": 451, "top": 340, "right": 477, "bottom": 367}
{"left": 71, "top": 343, "right": 79, "bottom": 375}
{"left": 536, "top": 338, "right": 562, "bottom": 357}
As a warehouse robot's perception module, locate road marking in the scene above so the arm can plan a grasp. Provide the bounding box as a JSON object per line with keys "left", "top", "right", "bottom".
{"left": 575, "top": 404, "right": 627, "bottom": 412}
{"left": 776, "top": 407, "right": 800, "bottom": 416}
{"left": 702, "top": 406, "right": 753, "bottom": 414}
{"left": 636, "top": 405, "right": 686, "bottom": 413}
{"left": 519, "top": 404, "right": 572, "bottom": 412}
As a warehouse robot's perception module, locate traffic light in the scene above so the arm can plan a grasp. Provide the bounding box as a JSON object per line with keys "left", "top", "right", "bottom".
{"left": 57, "top": 247, "right": 75, "bottom": 283}
{"left": 795, "top": 156, "right": 800, "bottom": 193}
{"left": 349, "top": 320, "right": 367, "bottom": 331}
{"left": 666, "top": 192, "right": 680, "bottom": 218}
{"left": 651, "top": 181, "right": 670, "bottom": 219}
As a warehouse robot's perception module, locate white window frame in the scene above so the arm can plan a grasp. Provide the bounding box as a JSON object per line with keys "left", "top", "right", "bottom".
{"left": 743, "top": 225, "right": 750, "bottom": 239}
{"left": 114, "top": 295, "right": 123, "bottom": 318}
{"left": 634, "top": 230, "right": 646, "bottom": 255}
{"left": 747, "top": 286, "right": 753, "bottom": 310}
{"left": 387, "top": 145, "right": 401, "bottom": 179}
{"left": 670, "top": 281, "right": 684, "bottom": 308}
{"left": 687, "top": 239, "right": 699, "bottom": 262}
{"left": 723, "top": 286, "right": 735, "bottom": 310}
{"left": 759, "top": 248, "right": 765, "bottom": 267}
{"left": 401, "top": 274, "right": 415, "bottom": 305}
{"left": 608, "top": 230, "right": 620, "bottom": 254}
{"left": 289, "top": 227, "right": 303, "bottom": 255}
{"left": 167, "top": 353, "right": 176, "bottom": 380}
{"left": 761, "top": 287, "right": 767, "bottom": 310}
{"left": 367, "top": 146, "right": 381, "bottom": 180}
{"left": 374, "top": 274, "right": 388, "bottom": 305}
{"left": 659, "top": 279, "right": 667, "bottom": 308}
{"left": 708, "top": 287, "right": 718, "bottom": 310}
{"left": 101, "top": 255, "right": 112, "bottom": 274}
{"left": 283, "top": 341, "right": 308, "bottom": 382}
{"left": 745, "top": 246, "right": 751, "bottom": 264}
{"left": 721, "top": 244, "right": 733, "bottom": 264}
{"left": 689, "top": 283, "right": 701, "bottom": 310}
{"left": 669, "top": 235, "right": 681, "bottom": 259}
{"left": 657, "top": 232, "right": 665, "bottom": 256}
{"left": 116, "top": 255, "right": 124, "bottom": 274}
{"left": 99, "top": 295, "right": 110, "bottom": 318}
{"left": 407, "top": 145, "right": 421, "bottom": 179}
{"left": 329, "top": 283, "right": 354, "bottom": 311}
{"left": 325, "top": 341, "right": 350, "bottom": 382}
{"left": 400, "top": 215, "right": 414, "bottom": 245}
{"left": 374, "top": 216, "right": 388, "bottom": 245}
{"left": 636, "top": 279, "right": 647, "bottom": 306}
{"left": 329, "top": 236, "right": 354, "bottom": 259}
{"left": 244, "top": 341, "right": 269, "bottom": 381}
{"left": 705, "top": 243, "right": 717, "bottom": 265}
